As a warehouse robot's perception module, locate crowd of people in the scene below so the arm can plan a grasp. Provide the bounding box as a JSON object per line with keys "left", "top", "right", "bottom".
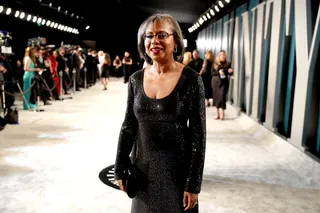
{"left": 0, "top": 46, "right": 145, "bottom": 130}
{"left": 182, "top": 49, "right": 232, "bottom": 120}
{"left": 1, "top": 38, "right": 232, "bottom": 129}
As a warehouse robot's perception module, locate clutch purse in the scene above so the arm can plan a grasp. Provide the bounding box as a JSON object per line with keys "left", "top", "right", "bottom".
{"left": 122, "top": 166, "right": 137, "bottom": 199}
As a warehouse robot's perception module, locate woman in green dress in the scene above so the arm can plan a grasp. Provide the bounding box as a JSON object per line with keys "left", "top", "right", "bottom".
{"left": 23, "top": 47, "right": 41, "bottom": 110}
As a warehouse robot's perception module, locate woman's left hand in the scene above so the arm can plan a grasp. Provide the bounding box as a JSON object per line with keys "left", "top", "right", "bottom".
{"left": 183, "top": 191, "right": 198, "bottom": 211}
{"left": 228, "top": 68, "right": 233, "bottom": 73}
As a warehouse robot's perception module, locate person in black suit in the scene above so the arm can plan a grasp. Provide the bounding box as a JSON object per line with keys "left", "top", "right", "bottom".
{"left": 57, "top": 47, "right": 72, "bottom": 94}
{"left": 188, "top": 50, "right": 203, "bottom": 73}
{"left": 72, "top": 46, "right": 81, "bottom": 91}
{"left": 35, "top": 47, "right": 52, "bottom": 104}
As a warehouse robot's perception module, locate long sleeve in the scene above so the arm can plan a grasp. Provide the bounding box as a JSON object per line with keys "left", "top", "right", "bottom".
{"left": 185, "top": 76, "right": 206, "bottom": 194}
{"left": 199, "top": 59, "right": 208, "bottom": 75}
{"left": 56, "top": 56, "right": 66, "bottom": 72}
{"left": 115, "top": 78, "right": 139, "bottom": 180}
{"left": 72, "top": 54, "right": 80, "bottom": 69}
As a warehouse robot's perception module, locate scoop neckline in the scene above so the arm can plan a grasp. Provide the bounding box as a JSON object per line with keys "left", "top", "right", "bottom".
{"left": 141, "top": 66, "right": 186, "bottom": 101}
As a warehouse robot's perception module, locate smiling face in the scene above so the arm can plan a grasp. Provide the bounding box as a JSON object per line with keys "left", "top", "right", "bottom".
{"left": 144, "top": 20, "right": 176, "bottom": 64}
{"left": 219, "top": 51, "right": 226, "bottom": 62}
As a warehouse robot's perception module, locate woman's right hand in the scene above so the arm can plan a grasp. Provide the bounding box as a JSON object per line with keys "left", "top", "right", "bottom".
{"left": 36, "top": 68, "right": 41, "bottom": 72}
{"left": 219, "top": 69, "right": 224, "bottom": 74}
{"left": 117, "top": 179, "right": 126, "bottom": 192}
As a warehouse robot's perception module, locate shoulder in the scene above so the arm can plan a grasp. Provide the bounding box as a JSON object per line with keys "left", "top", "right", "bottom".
{"left": 130, "top": 69, "right": 143, "bottom": 79}
{"left": 129, "top": 69, "right": 143, "bottom": 85}
{"left": 181, "top": 66, "right": 201, "bottom": 82}
{"left": 180, "top": 66, "right": 204, "bottom": 91}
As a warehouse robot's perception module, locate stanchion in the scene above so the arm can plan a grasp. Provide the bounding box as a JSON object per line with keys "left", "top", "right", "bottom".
{"left": 59, "top": 71, "right": 63, "bottom": 100}
{"left": 0, "top": 76, "right": 6, "bottom": 117}
{"left": 42, "top": 78, "right": 55, "bottom": 100}
{"left": 72, "top": 69, "right": 76, "bottom": 93}
{"left": 15, "top": 80, "right": 32, "bottom": 110}
{"left": 84, "top": 67, "right": 87, "bottom": 89}
{"left": 59, "top": 71, "right": 72, "bottom": 100}
{"left": 35, "top": 77, "right": 44, "bottom": 112}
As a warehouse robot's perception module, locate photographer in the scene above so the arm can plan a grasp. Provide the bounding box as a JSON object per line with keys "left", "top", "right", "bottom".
{"left": 0, "top": 61, "right": 14, "bottom": 131}
{"left": 57, "top": 47, "right": 72, "bottom": 94}
{"left": 0, "top": 61, "right": 15, "bottom": 109}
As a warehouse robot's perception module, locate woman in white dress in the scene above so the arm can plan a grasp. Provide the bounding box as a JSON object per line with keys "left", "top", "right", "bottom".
{"left": 97, "top": 51, "right": 105, "bottom": 79}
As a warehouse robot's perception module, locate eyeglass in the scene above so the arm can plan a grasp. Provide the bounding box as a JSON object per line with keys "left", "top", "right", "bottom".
{"left": 144, "top": 32, "right": 174, "bottom": 40}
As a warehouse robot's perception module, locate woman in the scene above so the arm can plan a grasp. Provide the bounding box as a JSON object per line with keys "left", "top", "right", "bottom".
{"left": 100, "top": 52, "right": 111, "bottom": 90}
{"left": 43, "top": 54, "right": 59, "bottom": 100}
{"left": 182, "top": 51, "right": 192, "bottom": 66}
{"left": 23, "top": 47, "right": 41, "bottom": 110}
{"left": 122, "top": 51, "right": 132, "bottom": 83}
{"left": 211, "top": 50, "right": 233, "bottom": 120}
{"left": 115, "top": 13, "right": 206, "bottom": 213}
{"left": 98, "top": 51, "right": 105, "bottom": 79}
{"left": 199, "top": 51, "right": 214, "bottom": 107}
{"left": 48, "top": 50, "right": 61, "bottom": 98}
{"left": 113, "top": 55, "right": 122, "bottom": 78}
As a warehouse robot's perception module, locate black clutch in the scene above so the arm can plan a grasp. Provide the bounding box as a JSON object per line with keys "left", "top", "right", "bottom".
{"left": 122, "top": 166, "right": 137, "bottom": 199}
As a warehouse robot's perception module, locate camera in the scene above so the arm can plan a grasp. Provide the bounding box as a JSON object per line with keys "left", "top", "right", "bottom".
{"left": 27, "top": 37, "right": 47, "bottom": 48}
{"left": 0, "top": 31, "right": 12, "bottom": 47}
{"left": 0, "top": 30, "right": 13, "bottom": 54}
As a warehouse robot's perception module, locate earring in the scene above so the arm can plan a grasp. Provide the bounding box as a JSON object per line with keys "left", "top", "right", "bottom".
{"left": 174, "top": 47, "right": 177, "bottom": 53}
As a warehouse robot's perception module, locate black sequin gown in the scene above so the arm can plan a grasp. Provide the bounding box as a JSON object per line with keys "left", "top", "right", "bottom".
{"left": 115, "top": 66, "right": 206, "bottom": 213}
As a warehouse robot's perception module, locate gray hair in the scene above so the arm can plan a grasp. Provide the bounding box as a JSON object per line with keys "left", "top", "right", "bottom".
{"left": 137, "top": 13, "right": 185, "bottom": 65}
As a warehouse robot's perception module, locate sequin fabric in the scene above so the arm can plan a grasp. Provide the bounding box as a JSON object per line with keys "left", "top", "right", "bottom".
{"left": 115, "top": 66, "right": 206, "bottom": 213}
